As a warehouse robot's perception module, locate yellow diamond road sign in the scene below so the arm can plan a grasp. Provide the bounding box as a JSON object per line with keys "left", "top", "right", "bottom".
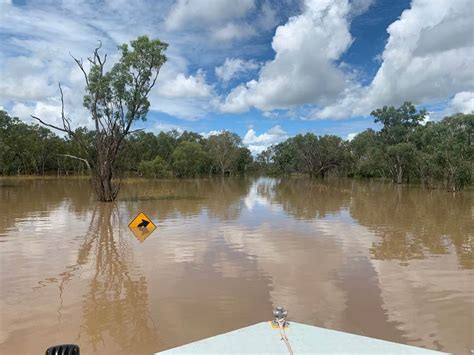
{"left": 128, "top": 212, "right": 157, "bottom": 242}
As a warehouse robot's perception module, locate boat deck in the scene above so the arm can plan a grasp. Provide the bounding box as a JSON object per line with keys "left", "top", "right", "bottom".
{"left": 156, "top": 321, "right": 446, "bottom": 354}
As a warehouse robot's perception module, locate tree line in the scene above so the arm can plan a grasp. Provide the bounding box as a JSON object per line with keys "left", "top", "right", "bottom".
{"left": 0, "top": 110, "right": 252, "bottom": 178}
{"left": 257, "top": 103, "right": 472, "bottom": 192}
{"left": 1, "top": 102, "right": 472, "bottom": 191}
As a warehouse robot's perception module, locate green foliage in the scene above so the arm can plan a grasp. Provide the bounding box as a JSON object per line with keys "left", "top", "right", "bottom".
{"left": 207, "top": 131, "right": 243, "bottom": 175}
{"left": 83, "top": 36, "right": 168, "bottom": 127}
{"left": 156, "top": 130, "right": 179, "bottom": 161}
{"left": 138, "top": 156, "right": 169, "bottom": 178}
{"left": 369, "top": 102, "right": 427, "bottom": 183}
{"left": 427, "top": 114, "right": 473, "bottom": 191}
{"left": 371, "top": 101, "right": 426, "bottom": 144}
{"left": 350, "top": 105, "right": 472, "bottom": 190}
{"left": 172, "top": 141, "right": 209, "bottom": 177}
{"left": 349, "top": 129, "right": 385, "bottom": 177}
{"left": 1, "top": 103, "right": 472, "bottom": 192}
{"left": 117, "top": 131, "right": 161, "bottom": 172}
{"left": 0, "top": 110, "right": 74, "bottom": 175}
{"left": 177, "top": 131, "right": 203, "bottom": 144}
{"left": 0, "top": 110, "right": 253, "bottom": 179}
{"left": 234, "top": 147, "right": 253, "bottom": 175}
{"left": 272, "top": 139, "right": 297, "bottom": 174}
{"left": 271, "top": 133, "right": 347, "bottom": 177}
{"left": 260, "top": 103, "right": 472, "bottom": 191}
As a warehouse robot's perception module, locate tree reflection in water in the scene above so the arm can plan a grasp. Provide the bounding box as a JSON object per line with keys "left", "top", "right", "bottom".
{"left": 120, "top": 177, "right": 251, "bottom": 221}
{"left": 266, "top": 177, "right": 351, "bottom": 220}
{"left": 36, "top": 203, "right": 159, "bottom": 353}
{"left": 349, "top": 183, "right": 473, "bottom": 269}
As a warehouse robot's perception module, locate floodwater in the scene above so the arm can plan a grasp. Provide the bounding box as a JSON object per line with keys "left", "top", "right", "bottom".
{"left": 0, "top": 177, "right": 472, "bottom": 354}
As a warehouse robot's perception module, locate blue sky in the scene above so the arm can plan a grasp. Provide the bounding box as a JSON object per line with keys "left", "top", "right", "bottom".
{"left": 1, "top": 0, "right": 473, "bottom": 153}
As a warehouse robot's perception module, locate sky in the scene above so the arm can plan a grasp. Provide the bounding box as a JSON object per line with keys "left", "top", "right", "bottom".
{"left": 1, "top": 0, "right": 473, "bottom": 154}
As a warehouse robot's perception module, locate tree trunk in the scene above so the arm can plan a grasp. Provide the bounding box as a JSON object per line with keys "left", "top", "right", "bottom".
{"left": 446, "top": 173, "right": 456, "bottom": 192}
{"left": 396, "top": 166, "right": 403, "bottom": 184}
{"left": 93, "top": 173, "right": 116, "bottom": 202}
{"left": 395, "top": 158, "right": 403, "bottom": 184}
{"left": 93, "top": 156, "right": 118, "bottom": 202}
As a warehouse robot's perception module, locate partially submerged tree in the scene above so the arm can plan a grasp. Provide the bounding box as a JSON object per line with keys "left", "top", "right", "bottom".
{"left": 271, "top": 133, "right": 347, "bottom": 178}
{"left": 349, "top": 129, "right": 386, "bottom": 178}
{"left": 33, "top": 36, "right": 168, "bottom": 201}
{"left": 430, "top": 113, "right": 473, "bottom": 191}
{"left": 172, "top": 141, "right": 209, "bottom": 178}
{"left": 371, "top": 102, "right": 426, "bottom": 184}
{"left": 207, "top": 131, "right": 242, "bottom": 176}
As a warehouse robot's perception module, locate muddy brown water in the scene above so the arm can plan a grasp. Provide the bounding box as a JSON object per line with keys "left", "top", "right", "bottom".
{"left": 0, "top": 177, "right": 472, "bottom": 354}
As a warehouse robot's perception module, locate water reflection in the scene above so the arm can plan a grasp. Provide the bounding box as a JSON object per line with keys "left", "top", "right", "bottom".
{"left": 0, "top": 177, "right": 472, "bottom": 354}
{"left": 120, "top": 178, "right": 250, "bottom": 221}
{"left": 31, "top": 204, "right": 159, "bottom": 354}
{"left": 260, "top": 177, "right": 351, "bottom": 220}
{"left": 0, "top": 177, "right": 93, "bottom": 234}
{"left": 349, "top": 183, "right": 473, "bottom": 268}
{"left": 79, "top": 204, "right": 158, "bottom": 353}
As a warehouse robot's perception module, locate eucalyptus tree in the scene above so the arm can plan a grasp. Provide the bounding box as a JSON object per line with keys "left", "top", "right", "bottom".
{"left": 272, "top": 139, "right": 297, "bottom": 174}
{"left": 316, "top": 135, "right": 347, "bottom": 178}
{"left": 349, "top": 129, "right": 386, "bottom": 178}
{"left": 432, "top": 114, "right": 473, "bottom": 191}
{"left": 207, "top": 131, "right": 243, "bottom": 176}
{"left": 172, "top": 141, "right": 209, "bottom": 177}
{"left": 32, "top": 36, "right": 168, "bottom": 201}
{"left": 276, "top": 133, "right": 346, "bottom": 178}
{"left": 371, "top": 102, "right": 426, "bottom": 183}
{"left": 234, "top": 147, "right": 253, "bottom": 175}
{"left": 292, "top": 134, "right": 319, "bottom": 177}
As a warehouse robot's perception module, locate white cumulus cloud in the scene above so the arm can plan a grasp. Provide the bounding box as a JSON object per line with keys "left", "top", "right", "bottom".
{"left": 211, "top": 22, "right": 256, "bottom": 42}
{"left": 349, "top": 0, "right": 375, "bottom": 17}
{"left": 153, "top": 122, "right": 187, "bottom": 134}
{"left": 165, "top": 0, "right": 255, "bottom": 31}
{"left": 346, "top": 132, "right": 358, "bottom": 141}
{"left": 156, "top": 70, "right": 213, "bottom": 98}
{"left": 447, "top": 91, "right": 474, "bottom": 114}
{"left": 215, "top": 58, "right": 260, "bottom": 82}
{"left": 313, "top": 0, "right": 474, "bottom": 119}
{"left": 200, "top": 130, "right": 224, "bottom": 138}
{"left": 221, "top": 0, "right": 354, "bottom": 113}
{"left": 0, "top": 0, "right": 219, "bottom": 123}
{"left": 243, "top": 125, "right": 288, "bottom": 154}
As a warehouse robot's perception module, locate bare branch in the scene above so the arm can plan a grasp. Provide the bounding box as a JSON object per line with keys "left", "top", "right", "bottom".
{"left": 58, "top": 154, "right": 91, "bottom": 170}
{"left": 93, "top": 40, "right": 104, "bottom": 66}
{"left": 31, "top": 115, "right": 70, "bottom": 134}
{"left": 31, "top": 83, "right": 74, "bottom": 134}
{"left": 97, "top": 54, "right": 104, "bottom": 66}
{"left": 144, "top": 68, "right": 160, "bottom": 97}
{"left": 32, "top": 84, "right": 97, "bottom": 156}
{"left": 58, "top": 83, "right": 72, "bottom": 133}
{"left": 70, "top": 53, "right": 90, "bottom": 88}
